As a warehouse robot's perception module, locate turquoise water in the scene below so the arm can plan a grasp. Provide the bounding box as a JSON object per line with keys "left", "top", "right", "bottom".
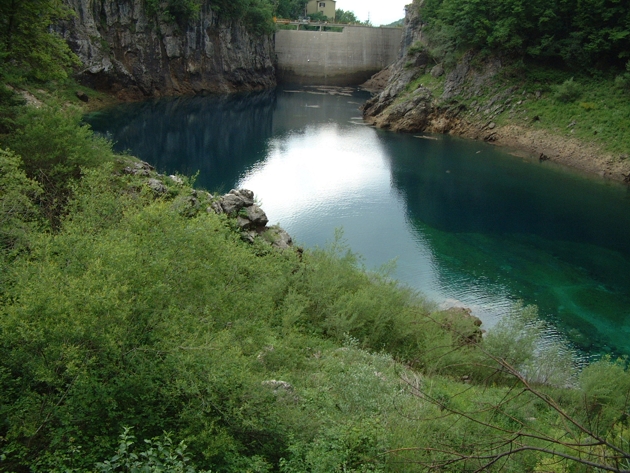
{"left": 86, "top": 87, "right": 630, "bottom": 356}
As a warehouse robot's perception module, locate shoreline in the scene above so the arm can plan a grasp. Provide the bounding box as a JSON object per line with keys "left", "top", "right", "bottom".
{"left": 362, "top": 85, "right": 630, "bottom": 186}
{"left": 442, "top": 118, "right": 630, "bottom": 185}
{"left": 82, "top": 81, "right": 630, "bottom": 186}
{"left": 487, "top": 124, "right": 630, "bottom": 184}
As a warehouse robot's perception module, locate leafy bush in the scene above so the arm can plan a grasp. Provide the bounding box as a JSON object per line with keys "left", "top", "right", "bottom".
{"left": 406, "top": 41, "right": 426, "bottom": 56}
{"left": 0, "top": 84, "right": 25, "bottom": 134}
{"left": 614, "top": 61, "right": 630, "bottom": 93}
{"left": 209, "top": 0, "right": 275, "bottom": 35}
{"left": 96, "top": 427, "right": 210, "bottom": 473}
{"left": 552, "top": 78, "right": 582, "bottom": 103}
{"left": 145, "top": 0, "right": 202, "bottom": 25}
{"left": 280, "top": 420, "right": 386, "bottom": 473}
{"left": 0, "top": 149, "right": 43, "bottom": 257}
{"left": 0, "top": 104, "right": 114, "bottom": 226}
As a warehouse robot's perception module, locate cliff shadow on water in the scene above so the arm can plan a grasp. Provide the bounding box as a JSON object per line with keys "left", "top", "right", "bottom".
{"left": 85, "top": 89, "right": 277, "bottom": 192}
{"left": 379, "top": 132, "right": 630, "bottom": 356}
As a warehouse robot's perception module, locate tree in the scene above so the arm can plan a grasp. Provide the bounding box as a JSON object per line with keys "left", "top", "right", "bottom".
{"left": 276, "top": 0, "right": 308, "bottom": 19}
{"left": 335, "top": 9, "right": 360, "bottom": 24}
{"left": 419, "top": 0, "right": 630, "bottom": 69}
{"left": 208, "top": 0, "right": 276, "bottom": 35}
{"left": 0, "top": 0, "right": 79, "bottom": 81}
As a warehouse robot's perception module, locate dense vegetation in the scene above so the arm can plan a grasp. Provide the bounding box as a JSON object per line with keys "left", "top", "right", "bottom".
{"left": 0, "top": 0, "right": 78, "bottom": 83}
{"left": 398, "top": 0, "right": 630, "bottom": 158}
{"left": 0, "top": 1, "right": 629, "bottom": 472}
{"left": 1, "top": 103, "right": 629, "bottom": 471}
{"left": 420, "top": 0, "right": 630, "bottom": 70}
{"left": 275, "top": 0, "right": 308, "bottom": 20}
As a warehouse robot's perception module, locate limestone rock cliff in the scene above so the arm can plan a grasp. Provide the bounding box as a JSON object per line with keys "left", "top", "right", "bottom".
{"left": 59, "top": 0, "right": 276, "bottom": 99}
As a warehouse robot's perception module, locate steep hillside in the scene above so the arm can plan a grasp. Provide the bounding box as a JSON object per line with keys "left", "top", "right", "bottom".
{"left": 362, "top": 2, "right": 630, "bottom": 183}
{"left": 58, "top": 0, "right": 276, "bottom": 99}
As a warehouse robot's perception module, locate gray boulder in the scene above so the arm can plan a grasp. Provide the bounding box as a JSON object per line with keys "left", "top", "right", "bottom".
{"left": 245, "top": 204, "right": 268, "bottom": 227}
{"left": 265, "top": 226, "right": 293, "bottom": 249}
{"left": 220, "top": 193, "right": 246, "bottom": 215}
{"left": 219, "top": 189, "right": 256, "bottom": 215}
{"left": 146, "top": 178, "right": 167, "bottom": 194}
{"left": 431, "top": 63, "right": 444, "bottom": 78}
{"left": 230, "top": 189, "right": 254, "bottom": 205}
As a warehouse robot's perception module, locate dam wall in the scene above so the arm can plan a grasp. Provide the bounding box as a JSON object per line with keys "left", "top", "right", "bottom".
{"left": 275, "top": 26, "right": 403, "bottom": 85}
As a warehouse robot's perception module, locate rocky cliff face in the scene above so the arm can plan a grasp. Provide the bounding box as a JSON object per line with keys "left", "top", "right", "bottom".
{"left": 361, "top": 2, "right": 484, "bottom": 133}
{"left": 59, "top": 0, "right": 276, "bottom": 99}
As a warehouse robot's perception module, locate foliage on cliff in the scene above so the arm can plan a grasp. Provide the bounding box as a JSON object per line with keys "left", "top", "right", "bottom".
{"left": 0, "top": 0, "right": 79, "bottom": 81}
{"left": 144, "top": 0, "right": 276, "bottom": 34}
{"left": 419, "top": 0, "right": 630, "bottom": 70}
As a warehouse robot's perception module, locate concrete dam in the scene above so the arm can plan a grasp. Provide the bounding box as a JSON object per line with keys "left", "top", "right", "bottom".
{"left": 275, "top": 25, "right": 403, "bottom": 85}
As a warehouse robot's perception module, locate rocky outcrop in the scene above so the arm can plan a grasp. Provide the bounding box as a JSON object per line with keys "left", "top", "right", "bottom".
{"left": 120, "top": 160, "right": 293, "bottom": 249}
{"left": 435, "top": 307, "right": 483, "bottom": 345}
{"left": 210, "top": 189, "right": 294, "bottom": 250}
{"left": 58, "top": 0, "right": 276, "bottom": 99}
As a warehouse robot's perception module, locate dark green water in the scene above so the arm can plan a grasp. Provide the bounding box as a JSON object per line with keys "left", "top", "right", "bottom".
{"left": 86, "top": 87, "right": 630, "bottom": 356}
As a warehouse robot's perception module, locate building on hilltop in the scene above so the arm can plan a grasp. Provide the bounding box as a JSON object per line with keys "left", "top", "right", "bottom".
{"left": 306, "top": 0, "right": 336, "bottom": 20}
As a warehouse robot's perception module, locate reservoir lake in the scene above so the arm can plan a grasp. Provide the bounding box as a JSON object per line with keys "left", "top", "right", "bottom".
{"left": 85, "top": 86, "right": 630, "bottom": 358}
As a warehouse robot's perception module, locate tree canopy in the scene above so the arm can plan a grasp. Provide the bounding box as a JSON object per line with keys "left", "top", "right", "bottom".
{"left": 335, "top": 9, "right": 360, "bottom": 24}
{"left": 276, "top": 0, "right": 308, "bottom": 19}
{"left": 0, "top": 0, "right": 79, "bottom": 81}
{"left": 420, "top": 0, "right": 630, "bottom": 69}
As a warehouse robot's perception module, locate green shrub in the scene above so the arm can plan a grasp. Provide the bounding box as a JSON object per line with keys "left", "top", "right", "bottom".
{"left": 614, "top": 61, "right": 630, "bottom": 93}
{"left": 406, "top": 41, "right": 426, "bottom": 56}
{"left": 0, "top": 104, "right": 114, "bottom": 226}
{"left": 0, "top": 149, "right": 43, "bottom": 257}
{"left": 96, "top": 427, "right": 210, "bottom": 473}
{"left": 579, "top": 101, "right": 597, "bottom": 111}
{"left": 280, "top": 419, "right": 386, "bottom": 473}
{"left": 0, "top": 84, "right": 25, "bottom": 134}
{"left": 552, "top": 78, "right": 582, "bottom": 103}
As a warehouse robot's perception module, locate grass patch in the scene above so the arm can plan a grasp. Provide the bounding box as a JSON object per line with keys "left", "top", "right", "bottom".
{"left": 515, "top": 77, "right": 630, "bottom": 156}
{"left": 428, "top": 61, "right": 630, "bottom": 157}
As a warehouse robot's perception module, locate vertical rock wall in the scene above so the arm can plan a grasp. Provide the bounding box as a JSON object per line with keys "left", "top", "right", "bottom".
{"left": 59, "top": 0, "right": 276, "bottom": 99}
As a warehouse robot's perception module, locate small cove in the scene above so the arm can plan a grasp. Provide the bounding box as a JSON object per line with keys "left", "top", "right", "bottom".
{"left": 85, "top": 86, "right": 630, "bottom": 357}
